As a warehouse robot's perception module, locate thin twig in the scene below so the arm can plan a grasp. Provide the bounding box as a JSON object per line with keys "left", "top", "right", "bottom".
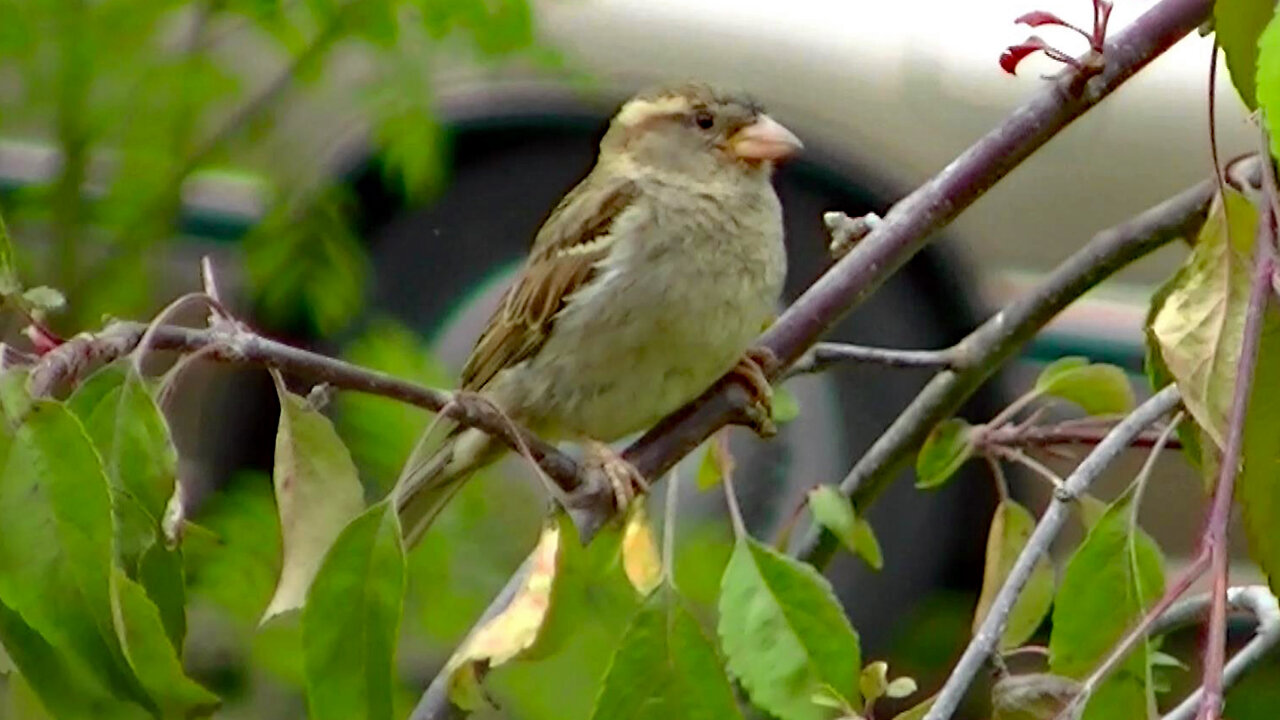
{"left": 982, "top": 423, "right": 1184, "bottom": 450}
{"left": 922, "top": 385, "right": 1181, "bottom": 720}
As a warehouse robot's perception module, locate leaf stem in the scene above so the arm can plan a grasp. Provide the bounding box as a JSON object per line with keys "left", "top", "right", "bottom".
{"left": 720, "top": 452, "right": 748, "bottom": 540}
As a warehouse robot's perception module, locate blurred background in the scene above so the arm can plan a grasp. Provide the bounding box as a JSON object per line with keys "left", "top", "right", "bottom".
{"left": 0, "top": 0, "right": 1273, "bottom": 717}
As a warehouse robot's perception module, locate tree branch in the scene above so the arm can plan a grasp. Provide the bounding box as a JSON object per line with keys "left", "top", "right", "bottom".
{"left": 922, "top": 385, "right": 1182, "bottom": 720}
{"left": 26, "top": 320, "right": 586, "bottom": 499}
{"left": 793, "top": 169, "right": 1222, "bottom": 568}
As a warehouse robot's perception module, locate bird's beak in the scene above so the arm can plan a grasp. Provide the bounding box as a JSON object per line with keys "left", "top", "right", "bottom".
{"left": 731, "top": 114, "right": 803, "bottom": 161}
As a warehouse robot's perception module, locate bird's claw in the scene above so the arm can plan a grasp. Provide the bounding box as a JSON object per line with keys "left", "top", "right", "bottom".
{"left": 729, "top": 347, "right": 778, "bottom": 438}
{"left": 583, "top": 441, "right": 649, "bottom": 514}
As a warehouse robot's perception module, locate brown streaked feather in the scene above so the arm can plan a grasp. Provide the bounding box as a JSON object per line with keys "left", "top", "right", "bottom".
{"left": 459, "top": 172, "right": 641, "bottom": 391}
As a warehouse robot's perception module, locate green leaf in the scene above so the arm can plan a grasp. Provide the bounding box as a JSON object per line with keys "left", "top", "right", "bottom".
{"left": 183, "top": 472, "right": 282, "bottom": 623}
{"left": 1049, "top": 490, "right": 1164, "bottom": 720}
{"left": 916, "top": 418, "right": 974, "bottom": 488}
{"left": 589, "top": 587, "right": 743, "bottom": 720}
{"left": 973, "top": 500, "right": 1055, "bottom": 650}
{"left": 137, "top": 542, "right": 186, "bottom": 652}
{"left": 80, "top": 369, "right": 178, "bottom": 570}
{"left": 0, "top": 401, "right": 144, "bottom": 704}
{"left": 1034, "top": 357, "right": 1135, "bottom": 416}
{"left": 263, "top": 375, "right": 366, "bottom": 621}
{"left": 885, "top": 676, "right": 918, "bottom": 699}
{"left": 1263, "top": 16, "right": 1280, "bottom": 157}
{"left": 808, "top": 485, "right": 882, "bottom": 569}
{"left": 772, "top": 385, "right": 800, "bottom": 424}
{"left": 0, "top": 600, "right": 149, "bottom": 720}
{"left": 111, "top": 568, "right": 219, "bottom": 716}
{"left": 1216, "top": 0, "right": 1276, "bottom": 109}
{"left": 718, "top": 538, "right": 861, "bottom": 720}
{"left": 696, "top": 442, "right": 722, "bottom": 491}
{"left": 335, "top": 318, "right": 452, "bottom": 493}
{"left": 303, "top": 502, "right": 405, "bottom": 720}
{"left": 860, "top": 660, "right": 888, "bottom": 703}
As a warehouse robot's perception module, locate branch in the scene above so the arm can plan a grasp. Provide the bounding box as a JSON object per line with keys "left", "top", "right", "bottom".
{"left": 1164, "top": 586, "right": 1280, "bottom": 720}
{"left": 981, "top": 422, "right": 1185, "bottom": 450}
{"left": 26, "top": 320, "right": 588, "bottom": 503}
{"left": 793, "top": 168, "right": 1222, "bottom": 568}
{"left": 788, "top": 342, "right": 960, "bottom": 374}
{"left": 922, "top": 385, "right": 1182, "bottom": 720}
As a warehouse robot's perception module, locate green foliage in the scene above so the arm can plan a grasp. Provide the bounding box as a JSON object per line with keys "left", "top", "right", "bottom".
{"left": 972, "top": 500, "right": 1055, "bottom": 651}
{"left": 302, "top": 502, "right": 405, "bottom": 720}
{"left": 718, "top": 538, "right": 862, "bottom": 720}
{"left": 916, "top": 418, "right": 975, "bottom": 488}
{"left": 1255, "top": 6, "right": 1280, "bottom": 159}
{"left": 263, "top": 374, "right": 366, "bottom": 621}
{"left": 589, "top": 587, "right": 742, "bottom": 720}
{"left": 807, "top": 485, "right": 882, "bottom": 570}
{"left": 335, "top": 318, "right": 453, "bottom": 494}
{"left": 1049, "top": 490, "right": 1164, "bottom": 720}
{"left": 771, "top": 384, "right": 801, "bottom": 424}
{"left": 1215, "top": 0, "right": 1276, "bottom": 109}
{"left": 72, "top": 365, "right": 178, "bottom": 571}
{"left": 0, "top": 0, "right": 547, "bottom": 334}
{"left": 1033, "top": 357, "right": 1134, "bottom": 416}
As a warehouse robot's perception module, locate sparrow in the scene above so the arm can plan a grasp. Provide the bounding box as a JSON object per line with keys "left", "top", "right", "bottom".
{"left": 393, "top": 82, "right": 802, "bottom": 545}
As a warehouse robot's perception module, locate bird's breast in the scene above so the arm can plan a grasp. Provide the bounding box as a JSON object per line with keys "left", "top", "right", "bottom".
{"left": 513, "top": 185, "right": 786, "bottom": 441}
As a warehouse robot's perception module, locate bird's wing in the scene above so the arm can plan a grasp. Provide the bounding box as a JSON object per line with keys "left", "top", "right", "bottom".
{"left": 460, "top": 172, "right": 641, "bottom": 391}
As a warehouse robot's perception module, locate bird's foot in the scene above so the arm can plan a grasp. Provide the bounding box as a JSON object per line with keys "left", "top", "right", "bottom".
{"left": 728, "top": 346, "right": 779, "bottom": 438}
{"left": 582, "top": 440, "right": 650, "bottom": 514}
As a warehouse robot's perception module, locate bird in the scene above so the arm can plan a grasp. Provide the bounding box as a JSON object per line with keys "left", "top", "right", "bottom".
{"left": 393, "top": 81, "right": 802, "bottom": 545}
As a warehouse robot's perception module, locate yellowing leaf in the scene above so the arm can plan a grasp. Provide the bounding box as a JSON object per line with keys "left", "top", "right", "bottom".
{"left": 1151, "top": 189, "right": 1261, "bottom": 449}
{"left": 973, "top": 500, "right": 1055, "bottom": 650}
{"left": 991, "top": 673, "right": 1082, "bottom": 720}
{"left": 1034, "top": 357, "right": 1135, "bottom": 416}
{"left": 621, "top": 505, "right": 662, "bottom": 596}
{"left": 263, "top": 374, "right": 366, "bottom": 622}
{"left": 444, "top": 519, "right": 562, "bottom": 694}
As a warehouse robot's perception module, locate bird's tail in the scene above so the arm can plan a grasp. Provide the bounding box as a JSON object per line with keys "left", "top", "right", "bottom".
{"left": 393, "top": 416, "right": 502, "bottom": 547}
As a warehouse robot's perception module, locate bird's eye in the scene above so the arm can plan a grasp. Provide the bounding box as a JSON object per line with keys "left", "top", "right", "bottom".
{"left": 694, "top": 111, "right": 715, "bottom": 130}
